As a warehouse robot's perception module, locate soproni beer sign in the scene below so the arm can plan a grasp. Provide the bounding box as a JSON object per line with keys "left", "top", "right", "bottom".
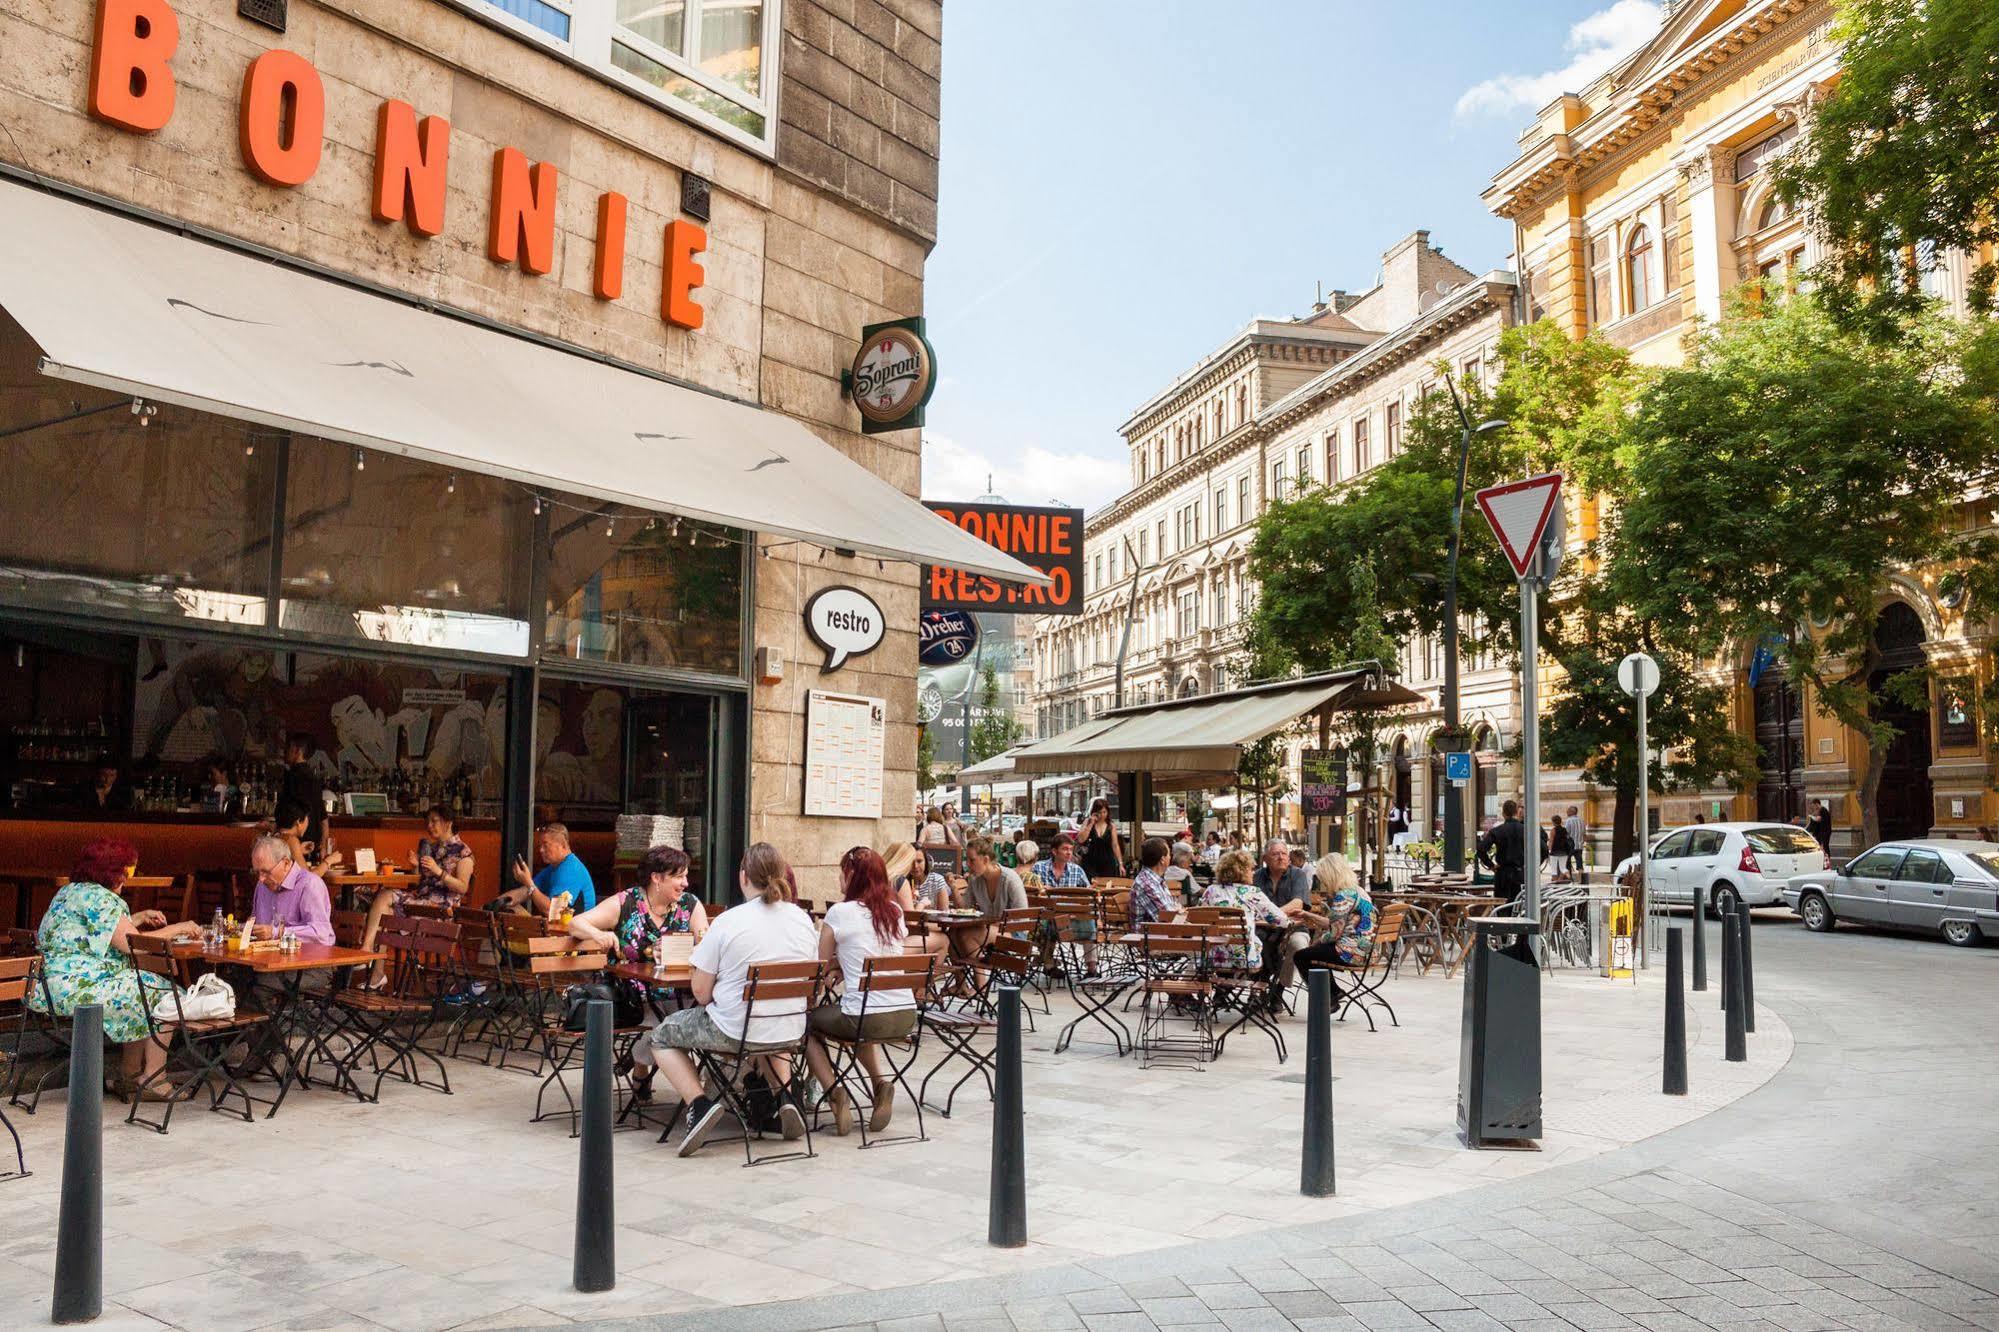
{"left": 844, "top": 317, "right": 936, "bottom": 434}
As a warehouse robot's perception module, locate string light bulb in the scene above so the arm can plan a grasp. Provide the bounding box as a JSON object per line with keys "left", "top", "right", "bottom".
{"left": 605, "top": 518, "right": 615, "bottom": 538}
{"left": 446, "top": 473, "right": 456, "bottom": 495}
{"left": 532, "top": 495, "right": 542, "bottom": 516}
{"left": 354, "top": 449, "right": 365, "bottom": 472}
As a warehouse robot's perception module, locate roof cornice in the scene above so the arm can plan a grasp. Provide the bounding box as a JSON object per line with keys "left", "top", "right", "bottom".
{"left": 1120, "top": 322, "right": 1370, "bottom": 437}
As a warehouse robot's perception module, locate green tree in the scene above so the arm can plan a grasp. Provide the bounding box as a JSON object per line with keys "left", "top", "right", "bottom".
{"left": 968, "top": 663, "right": 1023, "bottom": 763}
{"left": 1610, "top": 294, "right": 1997, "bottom": 844}
{"left": 1774, "top": 0, "right": 1999, "bottom": 326}
{"left": 915, "top": 725, "right": 936, "bottom": 799}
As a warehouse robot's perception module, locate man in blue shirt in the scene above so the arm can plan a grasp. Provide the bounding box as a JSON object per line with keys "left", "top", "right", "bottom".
{"left": 504, "top": 822, "right": 597, "bottom": 913}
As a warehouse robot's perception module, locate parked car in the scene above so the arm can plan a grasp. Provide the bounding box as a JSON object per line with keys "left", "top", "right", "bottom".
{"left": 1782, "top": 839, "right": 1999, "bottom": 947}
{"left": 1613, "top": 822, "right": 1831, "bottom": 917}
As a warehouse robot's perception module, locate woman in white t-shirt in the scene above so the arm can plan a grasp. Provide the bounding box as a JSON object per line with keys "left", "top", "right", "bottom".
{"left": 635, "top": 842, "right": 820, "bottom": 1157}
{"left": 802, "top": 846, "right": 916, "bottom": 1136}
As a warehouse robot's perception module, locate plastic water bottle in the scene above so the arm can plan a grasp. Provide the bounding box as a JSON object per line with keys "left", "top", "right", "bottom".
{"left": 211, "top": 906, "right": 225, "bottom": 948}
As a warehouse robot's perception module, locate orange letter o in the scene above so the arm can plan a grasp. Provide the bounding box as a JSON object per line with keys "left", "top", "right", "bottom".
{"left": 240, "top": 49, "right": 324, "bottom": 188}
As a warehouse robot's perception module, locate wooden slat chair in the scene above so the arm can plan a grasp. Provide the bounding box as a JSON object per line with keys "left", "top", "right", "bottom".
{"left": 335, "top": 918, "right": 463, "bottom": 1100}
{"left": 190, "top": 869, "right": 246, "bottom": 925}
{"left": 812, "top": 953, "right": 935, "bottom": 1148}
{"left": 436, "top": 907, "right": 506, "bottom": 1060}
{"left": 1041, "top": 889, "right": 1101, "bottom": 978}
{"left": 1321, "top": 902, "right": 1409, "bottom": 1032}
{"left": 1135, "top": 920, "right": 1216, "bottom": 1070}
{"left": 492, "top": 914, "right": 556, "bottom": 1075}
{"left": 0, "top": 955, "right": 30, "bottom": 1176}
{"left": 662, "top": 959, "right": 823, "bottom": 1166}
{"left": 1185, "top": 905, "right": 1286, "bottom": 1064}
{"left": 4, "top": 933, "right": 69, "bottom": 1114}
{"left": 526, "top": 936, "right": 650, "bottom": 1135}
{"left": 125, "top": 935, "right": 271, "bottom": 1133}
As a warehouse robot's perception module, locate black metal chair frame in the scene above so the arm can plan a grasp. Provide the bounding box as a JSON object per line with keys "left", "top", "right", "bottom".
{"left": 125, "top": 938, "right": 271, "bottom": 1134}
{"left": 334, "top": 918, "right": 461, "bottom": 1101}
{"left": 811, "top": 953, "right": 933, "bottom": 1149}
{"left": 1134, "top": 922, "right": 1216, "bottom": 1070}
{"left": 659, "top": 961, "right": 820, "bottom": 1167}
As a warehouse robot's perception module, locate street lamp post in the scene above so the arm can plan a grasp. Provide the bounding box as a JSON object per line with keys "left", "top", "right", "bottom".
{"left": 1441, "top": 383, "right": 1506, "bottom": 874}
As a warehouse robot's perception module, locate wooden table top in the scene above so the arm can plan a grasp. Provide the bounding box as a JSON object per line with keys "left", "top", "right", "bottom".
{"left": 326, "top": 871, "right": 414, "bottom": 887}
{"left": 181, "top": 941, "right": 386, "bottom": 973}
{"left": 605, "top": 961, "right": 694, "bottom": 988}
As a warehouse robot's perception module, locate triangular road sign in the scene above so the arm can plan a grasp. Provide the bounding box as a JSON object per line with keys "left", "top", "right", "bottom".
{"left": 1475, "top": 472, "right": 1564, "bottom": 579}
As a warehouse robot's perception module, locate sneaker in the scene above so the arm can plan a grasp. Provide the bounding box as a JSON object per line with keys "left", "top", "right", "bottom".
{"left": 868, "top": 1079, "right": 895, "bottom": 1133}
{"left": 775, "top": 1096, "right": 807, "bottom": 1141}
{"left": 677, "top": 1094, "right": 726, "bottom": 1158}
{"left": 827, "top": 1085, "right": 854, "bottom": 1137}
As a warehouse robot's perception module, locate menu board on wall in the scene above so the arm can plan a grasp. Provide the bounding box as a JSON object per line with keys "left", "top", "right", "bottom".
{"left": 803, "top": 690, "right": 886, "bottom": 819}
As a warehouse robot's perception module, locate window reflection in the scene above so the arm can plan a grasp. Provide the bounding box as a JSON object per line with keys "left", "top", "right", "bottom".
{"left": 542, "top": 506, "right": 743, "bottom": 677}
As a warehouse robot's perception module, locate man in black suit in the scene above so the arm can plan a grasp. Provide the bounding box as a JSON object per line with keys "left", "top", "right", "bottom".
{"left": 1477, "top": 799, "right": 1527, "bottom": 903}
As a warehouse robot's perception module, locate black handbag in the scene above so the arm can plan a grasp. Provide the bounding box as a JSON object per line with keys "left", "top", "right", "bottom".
{"left": 562, "top": 981, "right": 643, "bottom": 1030}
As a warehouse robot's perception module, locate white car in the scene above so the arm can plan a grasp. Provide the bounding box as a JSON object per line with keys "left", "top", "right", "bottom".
{"left": 1614, "top": 822, "right": 1831, "bottom": 917}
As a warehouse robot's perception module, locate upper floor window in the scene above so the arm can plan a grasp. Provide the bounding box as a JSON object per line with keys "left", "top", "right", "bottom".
{"left": 1325, "top": 429, "right": 1340, "bottom": 482}
{"left": 1092, "top": 552, "right": 1103, "bottom": 590}
{"left": 1662, "top": 210, "right": 1683, "bottom": 294}
{"left": 1295, "top": 445, "right": 1311, "bottom": 490}
{"left": 1626, "top": 225, "right": 1656, "bottom": 313}
{"left": 460, "top": 0, "right": 782, "bottom": 155}
{"left": 1214, "top": 487, "right": 1227, "bottom": 534}
{"left": 1155, "top": 440, "right": 1166, "bottom": 474}
{"left": 1237, "top": 476, "right": 1250, "bottom": 523}
{"left": 1272, "top": 459, "right": 1287, "bottom": 495}
{"left": 1385, "top": 402, "right": 1402, "bottom": 456}
{"left": 1352, "top": 416, "right": 1370, "bottom": 475}
{"left": 1138, "top": 528, "right": 1150, "bottom": 566}
{"left": 1213, "top": 400, "right": 1224, "bottom": 437}
{"left": 1588, "top": 233, "right": 1614, "bottom": 327}
{"left": 1236, "top": 384, "right": 1248, "bottom": 425}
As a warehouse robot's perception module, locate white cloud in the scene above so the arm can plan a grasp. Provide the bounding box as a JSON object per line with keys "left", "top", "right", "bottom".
{"left": 1455, "top": 0, "right": 1662, "bottom": 120}
{"left": 922, "top": 432, "right": 1128, "bottom": 515}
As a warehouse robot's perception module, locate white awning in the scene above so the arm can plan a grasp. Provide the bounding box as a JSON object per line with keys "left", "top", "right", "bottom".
{"left": 1010, "top": 667, "right": 1424, "bottom": 786}
{"left": 0, "top": 180, "right": 1041, "bottom": 586}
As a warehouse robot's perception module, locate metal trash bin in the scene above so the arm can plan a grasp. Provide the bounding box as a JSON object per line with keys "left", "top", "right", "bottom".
{"left": 1458, "top": 917, "right": 1542, "bottom": 1149}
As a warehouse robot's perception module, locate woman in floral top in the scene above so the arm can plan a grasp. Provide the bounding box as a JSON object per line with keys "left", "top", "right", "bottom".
{"left": 30, "top": 839, "right": 200, "bottom": 1096}
{"left": 566, "top": 844, "right": 705, "bottom": 1011}
{"left": 1199, "top": 848, "right": 1289, "bottom": 968}
{"left": 1292, "top": 852, "right": 1376, "bottom": 977}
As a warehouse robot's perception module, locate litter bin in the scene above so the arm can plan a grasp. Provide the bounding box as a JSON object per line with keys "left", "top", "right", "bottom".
{"left": 1457, "top": 917, "right": 1542, "bottom": 1149}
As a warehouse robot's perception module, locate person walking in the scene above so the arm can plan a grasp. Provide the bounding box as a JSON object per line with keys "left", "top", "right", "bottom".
{"left": 1477, "top": 800, "right": 1527, "bottom": 903}
{"left": 1806, "top": 799, "right": 1833, "bottom": 854}
{"left": 1076, "top": 797, "right": 1124, "bottom": 878}
{"left": 1564, "top": 805, "right": 1586, "bottom": 880}
{"left": 1545, "top": 814, "right": 1573, "bottom": 883}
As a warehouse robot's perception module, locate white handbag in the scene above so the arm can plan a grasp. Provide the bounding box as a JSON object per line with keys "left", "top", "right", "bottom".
{"left": 153, "top": 972, "right": 236, "bottom": 1023}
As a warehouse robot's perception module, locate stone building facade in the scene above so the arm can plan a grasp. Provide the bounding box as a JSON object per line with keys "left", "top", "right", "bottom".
{"left": 0, "top": 0, "right": 950, "bottom": 900}
{"left": 1486, "top": 0, "right": 1997, "bottom": 852}
{"left": 1032, "top": 231, "right": 1523, "bottom": 837}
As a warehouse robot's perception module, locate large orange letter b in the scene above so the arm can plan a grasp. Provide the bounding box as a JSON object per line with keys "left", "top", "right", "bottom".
{"left": 89, "top": 0, "right": 179, "bottom": 134}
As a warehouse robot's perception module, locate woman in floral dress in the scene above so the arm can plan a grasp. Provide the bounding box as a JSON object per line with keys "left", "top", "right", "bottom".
{"left": 29, "top": 839, "right": 199, "bottom": 1095}
{"left": 1198, "top": 848, "right": 1289, "bottom": 970}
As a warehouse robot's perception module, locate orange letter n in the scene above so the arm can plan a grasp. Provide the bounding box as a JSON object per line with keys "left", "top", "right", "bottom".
{"left": 372, "top": 101, "right": 450, "bottom": 237}
{"left": 89, "top": 0, "right": 179, "bottom": 134}
{"left": 489, "top": 146, "right": 558, "bottom": 276}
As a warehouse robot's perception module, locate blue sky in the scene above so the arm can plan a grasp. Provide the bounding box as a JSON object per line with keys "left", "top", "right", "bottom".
{"left": 918, "top": 0, "right": 1664, "bottom": 514}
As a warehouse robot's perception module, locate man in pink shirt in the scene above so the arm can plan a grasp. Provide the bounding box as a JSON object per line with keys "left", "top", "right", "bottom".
{"left": 249, "top": 833, "right": 336, "bottom": 945}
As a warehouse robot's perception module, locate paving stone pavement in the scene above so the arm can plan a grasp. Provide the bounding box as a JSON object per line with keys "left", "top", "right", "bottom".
{"left": 563, "top": 918, "right": 1999, "bottom": 1332}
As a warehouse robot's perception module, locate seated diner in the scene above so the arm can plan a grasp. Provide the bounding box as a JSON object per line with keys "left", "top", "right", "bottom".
{"left": 802, "top": 846, "right": 916, "bottom": 1136}
{"left": 567, "top": 843, "right": 705, "bottom": 1013}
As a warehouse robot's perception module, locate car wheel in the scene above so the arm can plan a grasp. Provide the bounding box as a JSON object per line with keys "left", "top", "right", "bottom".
{"left": 1798, "top": 891, "right": 1833, "bottom": 933}
{"left": 1941, "top": 920, "right": 1982, "bottom": 948}
{"left": 1709, "top": 883, "right": 1740, "bottom": 919}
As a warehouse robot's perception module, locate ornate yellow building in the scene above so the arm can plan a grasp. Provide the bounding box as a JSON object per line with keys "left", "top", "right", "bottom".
{"left": 1485, "top": 0, "right": 1995, "bottom": 852}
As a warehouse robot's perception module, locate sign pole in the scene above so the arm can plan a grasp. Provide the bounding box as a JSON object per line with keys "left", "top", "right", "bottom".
{"left": 1635, "top": 682, "right": 1649, "bottom": 971}
{"left": 1519, "top": 570, "right": 1541, "bottom": 942}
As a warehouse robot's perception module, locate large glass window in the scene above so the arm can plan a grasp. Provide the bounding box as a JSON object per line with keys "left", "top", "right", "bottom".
{"left": 0, "top": 313, "right": 276, "bottom": 630}
{"left": 458, "top": 0, "right": 780, "bottom": 153}
{"left": 542, "top": 506, "right": 744, "bottom": 678}
{"left": 281, "top": 437, "right": 532, "bottom": 656}
{"left": 1626, "top": 226, "right": 1656, "bottom": 312}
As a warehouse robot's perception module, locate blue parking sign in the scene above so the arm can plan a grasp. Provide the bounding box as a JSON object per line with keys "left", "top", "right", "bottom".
{"left": 1445, "top": 751, "right": 1473, "bottom": 782}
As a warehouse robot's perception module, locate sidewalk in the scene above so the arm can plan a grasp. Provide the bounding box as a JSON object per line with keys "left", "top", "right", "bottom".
{"left": 0, "top": 937, "right": 1788, "bottom": 1330}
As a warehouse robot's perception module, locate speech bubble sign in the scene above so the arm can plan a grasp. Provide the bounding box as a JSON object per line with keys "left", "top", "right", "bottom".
{"left": 804, "top": 585, "right": 886, "bottom": 671}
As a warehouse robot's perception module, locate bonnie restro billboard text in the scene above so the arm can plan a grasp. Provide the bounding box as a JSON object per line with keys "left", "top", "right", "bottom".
{"left": 922, "top": 501, "right": 1084, "bottom": 616}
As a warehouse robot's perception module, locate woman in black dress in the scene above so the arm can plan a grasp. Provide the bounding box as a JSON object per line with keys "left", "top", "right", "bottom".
{"left": 1077, "top": 797, "right": 1125, "bottom": 878}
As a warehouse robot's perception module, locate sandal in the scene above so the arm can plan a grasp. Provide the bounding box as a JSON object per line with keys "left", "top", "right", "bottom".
{"left": 628, "top": 1066, "right": 655, "bottom": 1104}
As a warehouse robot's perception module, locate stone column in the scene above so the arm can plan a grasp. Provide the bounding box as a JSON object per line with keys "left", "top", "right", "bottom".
{"left": 1676, "top": 144, "right": 1738, "bottom": 323}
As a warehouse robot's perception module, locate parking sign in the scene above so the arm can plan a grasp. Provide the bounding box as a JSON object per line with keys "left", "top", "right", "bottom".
{"left": 1445, "top": 751, "right": 1473, "bottom": 783}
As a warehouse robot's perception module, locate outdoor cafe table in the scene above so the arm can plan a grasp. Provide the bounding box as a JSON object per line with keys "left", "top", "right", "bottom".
{"left": 182, "top": 939, "right": 386, "bottom": 1117}
{"left": 1375, "top": 890, "right": 1506, "bottom": 976}
{"left": 604, "top": 960, "right": 694, "bottom": 1020}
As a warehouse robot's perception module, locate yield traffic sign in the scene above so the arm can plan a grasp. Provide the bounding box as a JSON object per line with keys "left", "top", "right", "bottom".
{"left": 1474, "top": 472, "right": 1564, "bottom": 579}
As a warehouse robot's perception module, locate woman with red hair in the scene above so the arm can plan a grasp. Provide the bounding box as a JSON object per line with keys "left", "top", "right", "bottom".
{"left": 29, "top": 838, "right": 201, "bottom": 1096}
{"left": 802, "top": 846, "right": 917, "bottom": 1135}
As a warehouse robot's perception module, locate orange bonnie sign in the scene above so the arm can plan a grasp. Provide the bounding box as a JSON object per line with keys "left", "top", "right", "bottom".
{"left": 922, "top": 502, "right": 1083, "bottom": 616}
{"left": 84, "top": 0, "right": 708, "bottom": 334}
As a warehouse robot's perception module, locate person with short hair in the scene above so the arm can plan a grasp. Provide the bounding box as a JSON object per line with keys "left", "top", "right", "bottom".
{"left": 1129, "top": 837, "right": 1178, "bottom": 925}
{"left": 502, "top": 822, "right": 597, "bottom": 914}
{"left": 279, "top": 733, "right": 326, "bottom": 851}
{"left": 1032, "top": 833, "right": 1097, "bottom": 974}
{"left": 568, "top": 843, "right": 705, "bottom": 1021}
{"left": 1477, "top": 800, "right": 1527, "bottom": 901}
{"left": 1806, "top": 799, "right": 1833, "bottom": 853}
{"left": 1014, "top": 840, "right": 1042, "bottom": 886}
{"left": 1200, "top": 849, "right": 1290, "bottom": 971}
{"left": 634, "top": 842, "right": 820, "bottom": 1156}
{"left": 1564, "top": 805, "right": 1586, "bottom": 878}
{"left": 803, "top": 847, "right": 917, "bottom": 1136}
{"left": 1165, "top": 842, "right": 1201, "bottom": 900}
{"left": 249, "top": 832, "right": 336, "bottom": 946}
{"left": 1254, "top": 840, "right": 1313, "bottom": 910}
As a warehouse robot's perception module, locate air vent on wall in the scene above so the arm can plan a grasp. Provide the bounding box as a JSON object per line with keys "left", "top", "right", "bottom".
{"left": 681, "top": 173, "right": 712, "bottom": 224}
{"left": 238, "top": 0, "right": 287, "bottom": 33}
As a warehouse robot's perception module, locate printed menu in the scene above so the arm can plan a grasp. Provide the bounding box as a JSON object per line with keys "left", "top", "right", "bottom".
{"left": 803, "top": 690, "right": 886, "bottom": 819}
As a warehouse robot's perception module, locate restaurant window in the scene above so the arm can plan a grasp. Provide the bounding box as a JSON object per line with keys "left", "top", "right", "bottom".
{"left": 542, "top": 505, "right": 745, "bottom": 678}
{"left": 281, "top": 437, "right": 532, "bottom": 656}
{"left": 1625, "top": 225, "right": 1656, "bottom": 312}
{"left": 1237, "top": 476, "right": 1251, "bottom": 524}
{"left": 461, "top": 0, "right": 780, "bottom": 154}
{"left": 1385, "top": 402, "right": 1402, "bottom": 456}
{"left": 1588, "top": 233, "right": 1614, "bottom": 326}
{"left": 0, "top": 315, "right": 279, "bottom": 631}
{"left": 1352, "top": 416, "right": 1370, "bottom": 475}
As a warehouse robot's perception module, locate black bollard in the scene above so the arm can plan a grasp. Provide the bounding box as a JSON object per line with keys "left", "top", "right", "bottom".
{"left": 1301, "top": 969, "right": 1336, "bottom": 1197}
{"left": 52, "top": 1004, "right": 102, "bottom": 1325}
{"left": 1690, "top": 883, "right": 1708, "bottom": 993}
{"left": 1723, "top": 913, "right": 1747, "bottom": 1063}
{"left": 572, "top": 998, "right": 615, "bottom": 1293}
{"left": 1662, "top": 928, "right": 1687, "bottom": 1096}
{"left": 1735, "top": 900, "right": 1756, "bottom": 1034}
{"left": 988, "top": 984, "right": 1027, "bottom": 1247}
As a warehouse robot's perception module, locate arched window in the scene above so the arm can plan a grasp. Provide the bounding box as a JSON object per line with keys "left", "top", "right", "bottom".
{"left": 1756, "top": 195, "right": 1790, "bottom": 231}
{"left": 1625, "top": 225, "right": 1655, "bottom": 312}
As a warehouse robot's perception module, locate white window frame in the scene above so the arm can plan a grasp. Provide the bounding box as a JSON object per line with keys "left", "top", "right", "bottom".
{"left": 450, "top": 0, "right": 784, "bottom": 158}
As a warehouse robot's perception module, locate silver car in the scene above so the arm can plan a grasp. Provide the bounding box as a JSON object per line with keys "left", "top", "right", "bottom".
{"left": 1783, "top": 839, "right": 1999, "bottom": 947}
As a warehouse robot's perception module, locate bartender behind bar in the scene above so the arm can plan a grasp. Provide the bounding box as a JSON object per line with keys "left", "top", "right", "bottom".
{"left": 280, "top": 733, "right": 325, "bottom": 850}
{"left": 75, "top": 758, "right": 132, "bottom": 812}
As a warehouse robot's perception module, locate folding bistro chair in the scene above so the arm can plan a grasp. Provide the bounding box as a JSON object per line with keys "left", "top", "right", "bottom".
{"left": 1134, "top": 920, "right": 1216, "bottom": 1069}
{"left": 526, "top": 936, "right": 652, "bottom": 1136}
{"left": 1188, "top": 906, "right": 1286, "bottom": 1063}
{"left": 437, "top": 907, "right": 505, "bottom": 1060}
{"left": 665, "top": 960, "right": 821, "bottom": 1167}
{"left": 920, "top": 937, "right": 1016, "bottom": 1116}
{"left": 125, "top": 935, "right": 271, "bottom": 1133}
{"left": 492, "top": 914, "right": 556, "bottom": 1074}
{"left": 0, "top": 955, "right": 31, "bottom": 1176}
{"left": 5, "top": 936, "right": 69, "bottom": 1113}
{"left": 1322, "top": 901, "right": 1408, "bottom": 1032}
{"left": 335, "top": 917, "right": 463, "bottom": 1100}
{"left": 813, "top": 953, "right": 935, "bottom": 1148}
